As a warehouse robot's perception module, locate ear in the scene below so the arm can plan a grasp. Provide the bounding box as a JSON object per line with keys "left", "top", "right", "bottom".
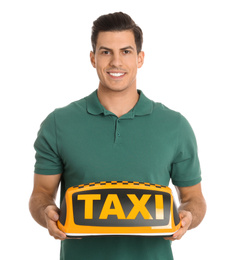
{"left": 90, "top": 51, "right": 96, "bottom": 68}
{"left": 137, "top": 51, "right": 145, "bottom": 68}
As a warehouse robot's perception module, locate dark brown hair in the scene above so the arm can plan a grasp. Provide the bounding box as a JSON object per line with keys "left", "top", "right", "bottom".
{"left": 91, "top": 12, "right": 143, "bottom": 54}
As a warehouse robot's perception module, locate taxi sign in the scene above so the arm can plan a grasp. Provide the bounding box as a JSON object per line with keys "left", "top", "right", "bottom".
{"left": 57, "top": 181, "right": 181, "bottom": 237}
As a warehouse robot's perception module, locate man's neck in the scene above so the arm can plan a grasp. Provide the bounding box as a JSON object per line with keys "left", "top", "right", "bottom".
{"left": 97, "top": 86, "right": 139, "bottom": 118}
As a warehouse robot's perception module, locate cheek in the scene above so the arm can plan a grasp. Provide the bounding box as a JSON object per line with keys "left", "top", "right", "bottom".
{"left": 95, "top": 63, "right": 108, "bottom": 82}
{"left": 129, "top": 61, "right": 138, "bottom": 75}
{"left": 95, "top": 59, "right": 107, "bottom": 73}
{"left": 128, "top": 57, "right": 140, "bottom": 71}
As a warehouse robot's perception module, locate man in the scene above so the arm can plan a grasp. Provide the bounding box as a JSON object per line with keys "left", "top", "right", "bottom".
{"left": 29, "top": 12, "right": 206, "bottom": 260}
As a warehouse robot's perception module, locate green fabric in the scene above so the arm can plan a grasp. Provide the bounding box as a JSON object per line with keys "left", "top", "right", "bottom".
{"left": 34, "top": 89, "right": 201, "bottom": 260}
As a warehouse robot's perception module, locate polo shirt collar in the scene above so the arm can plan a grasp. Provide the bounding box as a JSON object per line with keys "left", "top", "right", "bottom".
{"left": 133, "top": 90, "right": 154, "bottom": 116}
{"left": 86, "top": 89, "right": 153, "bottom": 118}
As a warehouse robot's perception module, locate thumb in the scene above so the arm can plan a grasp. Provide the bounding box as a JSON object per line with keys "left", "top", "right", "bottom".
{"left": 179, "top": 210, "right": 192, "bottom": 228}
{"left": 44, "top": 205, "right": 60, "bottom": 222}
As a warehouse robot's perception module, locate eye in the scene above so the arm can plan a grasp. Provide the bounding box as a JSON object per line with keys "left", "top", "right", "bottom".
{"left": 123, "top": 50, "right": 131, "bottom": 54}
{"left": 102, "top": 50, "right": 110, "bottom": 55}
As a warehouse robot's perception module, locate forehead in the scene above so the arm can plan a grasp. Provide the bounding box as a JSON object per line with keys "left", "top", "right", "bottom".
{"left": 96, "top": 30, "right": 136, "bottom": 50}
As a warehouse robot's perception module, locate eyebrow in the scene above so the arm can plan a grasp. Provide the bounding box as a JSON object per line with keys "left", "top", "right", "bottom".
{"left": 98, "top": 46, "right": 135, "bottom": 51}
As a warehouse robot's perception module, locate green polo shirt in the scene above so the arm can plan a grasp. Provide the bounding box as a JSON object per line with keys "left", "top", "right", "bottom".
{"left": 34, "top": 89, "right": 201, "bottom": 260}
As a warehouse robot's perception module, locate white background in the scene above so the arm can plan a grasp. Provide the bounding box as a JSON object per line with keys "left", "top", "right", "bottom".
{"left": 1, "top": 0, "right": 238, "bottom": 259}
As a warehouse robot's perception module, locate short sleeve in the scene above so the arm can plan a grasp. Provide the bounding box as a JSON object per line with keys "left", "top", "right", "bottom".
{"left": 34, "top": 111, "right": 63, "bottom": 175}
{"left": 171, "top": 114, "right": 201, "bottom": 187}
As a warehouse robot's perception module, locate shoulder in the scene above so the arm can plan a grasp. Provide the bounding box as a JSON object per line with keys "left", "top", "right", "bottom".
{"left": 151, "top": 102, "right": 195, "bottom": 135}
{"left": 53, "top": 97, "right": 87, "bottom": 117}
{"left": 45, "top": 97, "right": 89, "bottom": 126}
{"left": 40, "top": 97, "right": 87, "bottom": 128}
{"left": 153, "top": 102, "right": 179, "bottom": 115}
{"left": 152, "top": 102, "right": 182, "bottom": 124}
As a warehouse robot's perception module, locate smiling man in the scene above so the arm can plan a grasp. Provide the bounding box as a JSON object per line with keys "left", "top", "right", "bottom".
{"left": 90, "top": 29, "right": 144, "bottom": 118}
{"left": 29, "top": 12, "right": 206, "bottom": 260}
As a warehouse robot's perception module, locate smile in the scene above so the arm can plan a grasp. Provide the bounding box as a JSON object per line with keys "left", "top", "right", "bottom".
{"left": 107, "top": 71, "right": 126, "bottom": 79}
{"left": 109, "top": 72, "right": 125, "bottom": 77}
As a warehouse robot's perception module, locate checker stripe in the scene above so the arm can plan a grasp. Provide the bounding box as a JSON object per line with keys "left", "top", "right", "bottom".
{"left": 74, "top": 181, "right": 165, "bottom": 189}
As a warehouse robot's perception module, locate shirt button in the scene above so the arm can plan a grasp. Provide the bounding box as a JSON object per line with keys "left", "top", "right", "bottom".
{"left": 117, "top": 132, "right": 120, "bottom": 137}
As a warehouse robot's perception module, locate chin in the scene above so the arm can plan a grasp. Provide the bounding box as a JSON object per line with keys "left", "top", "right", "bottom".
{"left": 101, "top": 84, "right": 131, "bottom": 93}
{"left": 101, "top": 81, "right": 137, "bottom": 93}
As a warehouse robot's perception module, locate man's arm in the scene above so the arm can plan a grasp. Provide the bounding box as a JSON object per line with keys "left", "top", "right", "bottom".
{"left": 164, "top": 183, "right": 206, "bottom": 241}
{"left": 29, "top": 173, "right": 67, "bottom": 240}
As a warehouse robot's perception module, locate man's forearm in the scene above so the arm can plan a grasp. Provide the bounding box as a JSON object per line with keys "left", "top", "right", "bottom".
{"left": 29, "top": 192, "right": 57, "bottom": 228}
{"left": 178, "top": 196, "right": 206, "bottom": 230}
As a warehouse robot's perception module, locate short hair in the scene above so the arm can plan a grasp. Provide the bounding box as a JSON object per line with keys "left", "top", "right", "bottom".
{"left": 91, "top": 12, "right": 143, "bottom": 54}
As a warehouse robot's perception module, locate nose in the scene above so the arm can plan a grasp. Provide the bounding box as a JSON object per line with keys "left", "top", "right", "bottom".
{"left": 109, "top": 53, "right": 123, "bottom": 68}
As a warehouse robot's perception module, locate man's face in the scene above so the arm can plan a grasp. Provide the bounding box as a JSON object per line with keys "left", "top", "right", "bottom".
{"left": 90, "top": 30, "right": 144, "bottom": 92}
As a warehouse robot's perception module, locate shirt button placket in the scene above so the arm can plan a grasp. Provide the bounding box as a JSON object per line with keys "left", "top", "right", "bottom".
{"left": 115, "top": 118, "right": 120, "bottom": 143}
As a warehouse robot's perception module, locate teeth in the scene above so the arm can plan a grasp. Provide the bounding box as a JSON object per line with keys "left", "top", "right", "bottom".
{"left": 109, "top": 73, "right": 125, "bottom": 77}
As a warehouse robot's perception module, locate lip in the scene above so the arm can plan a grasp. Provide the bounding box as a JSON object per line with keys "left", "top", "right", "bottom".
{"left": 106, "top": 71, "right": 127, "bottom": 80}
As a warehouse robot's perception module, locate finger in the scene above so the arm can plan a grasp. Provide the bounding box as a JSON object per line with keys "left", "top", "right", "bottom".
{"left": 172, "top": 227, "right": 186, "bottom": 240}
{"left": 179, "top": 211, "right": 192, "bottom": 229}
{"left": 45, "top": 205, "right": 60, "bottom": 221}
{"left": 163, "top": 211, "right": 192, "bottom": 241}
{"left": 44, "top": 206, "right": 67, "bottom": 240}
{"left": 47, "top": 218, "right": 67, "bottom": 240}
{"left": 163, "top": 235, "right": 175, "bottom": 241}
{"left": 163, "top": 227, "right": 185, "bottom": 241}
{"left": 172, "top": 212, "right": 192, "bottom": 240}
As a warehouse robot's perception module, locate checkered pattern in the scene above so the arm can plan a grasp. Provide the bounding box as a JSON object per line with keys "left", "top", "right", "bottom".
{"left": 73, "top": 181, "right": 166, "bottom": 189}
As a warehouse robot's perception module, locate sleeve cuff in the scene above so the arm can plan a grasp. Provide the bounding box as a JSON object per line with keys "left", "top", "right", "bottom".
{"left": 172, "top": 176, "right": 202, "bottom": 187}
{"left": 34, "top": 168, "right": 62, "bottom": 175}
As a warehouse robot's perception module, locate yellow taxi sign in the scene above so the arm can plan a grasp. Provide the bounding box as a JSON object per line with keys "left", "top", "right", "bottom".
{"left": 57, "top": 181, "right": 181, "bottom": 237}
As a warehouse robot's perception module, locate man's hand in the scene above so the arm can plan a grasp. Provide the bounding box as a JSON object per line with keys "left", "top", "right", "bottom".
{"left": 163, "top": 210, "right": 192, "bottom": 241}
{"left": 164, "top": 183, "right": 206, "bottom": 241}
{"left": 29, "top": 174, "right": 84, "bottom": 240}
{"left": 44, "top": 205, "right": 67, "bottom": 240}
